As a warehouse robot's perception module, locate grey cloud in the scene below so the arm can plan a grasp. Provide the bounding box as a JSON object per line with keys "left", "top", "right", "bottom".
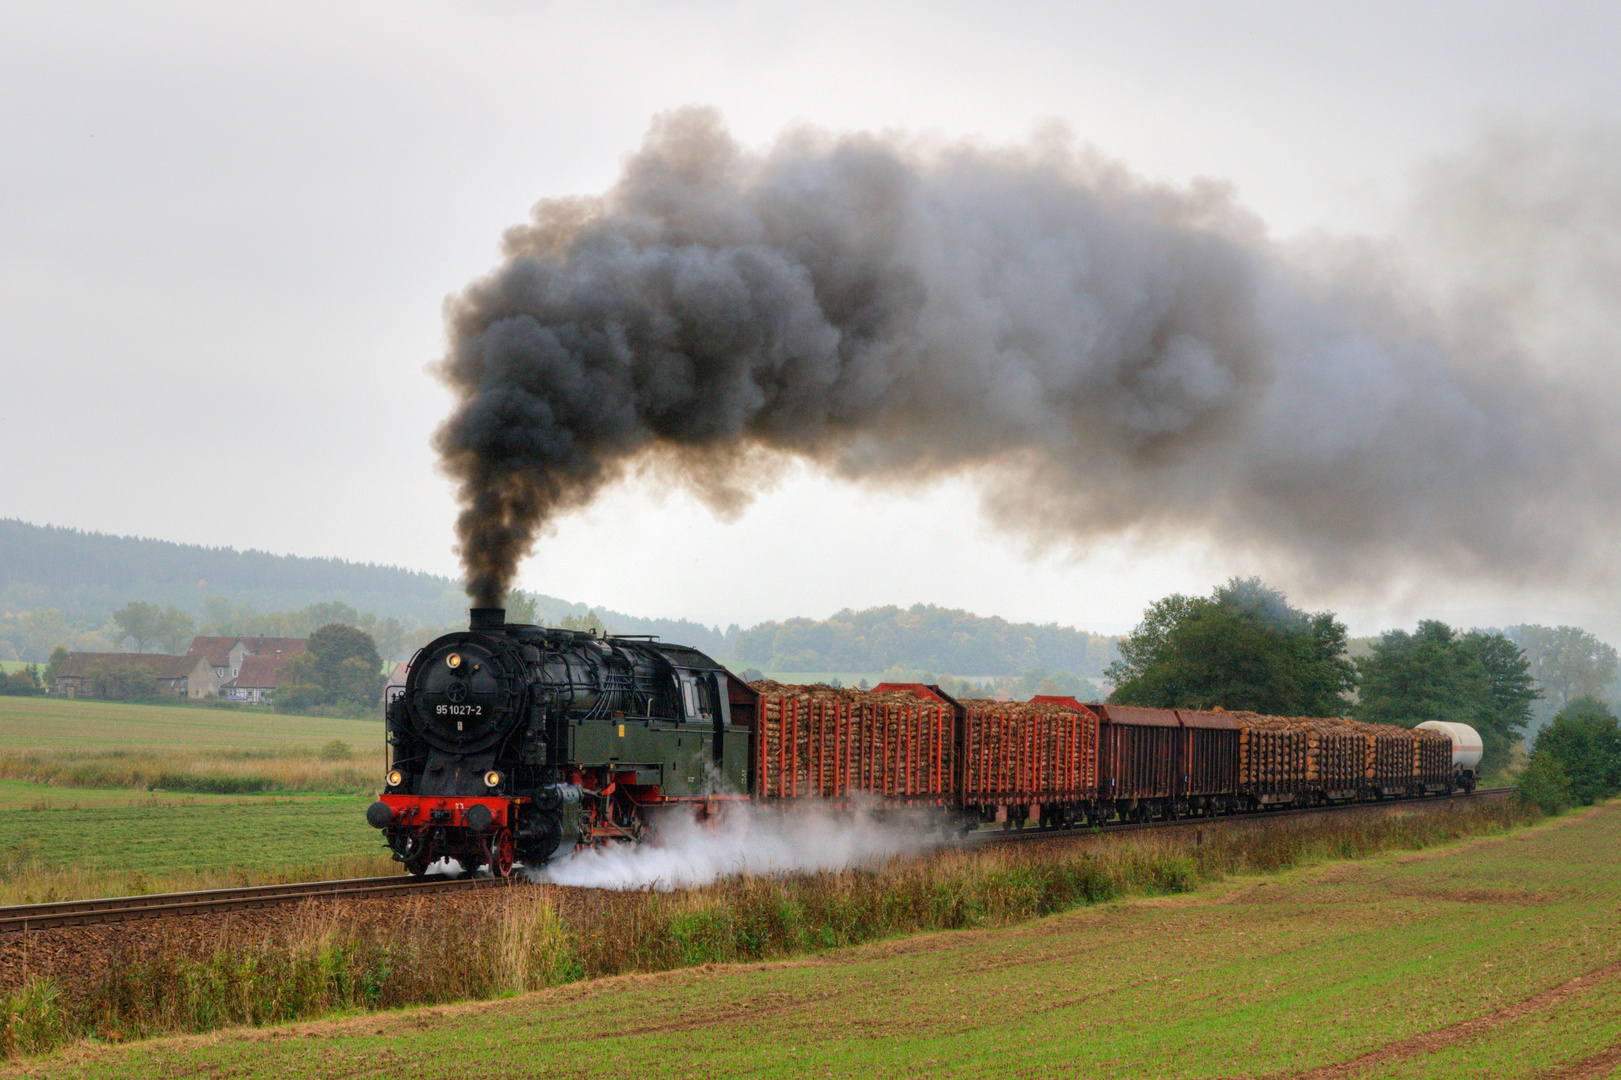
{"left": 436, "top": 108, "right": 1621, "bottom": 606}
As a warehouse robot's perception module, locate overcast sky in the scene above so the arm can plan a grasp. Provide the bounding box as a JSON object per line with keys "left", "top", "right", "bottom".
{"left": 4, "top": 1, "right": 1619, "bottom": 636}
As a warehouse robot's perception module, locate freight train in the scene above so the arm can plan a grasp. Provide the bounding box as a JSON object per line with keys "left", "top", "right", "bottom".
{"left": 365, "top": 608, "right": 1483, "bottom": 876}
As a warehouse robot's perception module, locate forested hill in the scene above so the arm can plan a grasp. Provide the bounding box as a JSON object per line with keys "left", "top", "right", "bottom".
{"left": 0, "top": 519, "right": 469, "bottom": 628}
{"left": 0, "top": 519, "right": 1117, "bottom": 676}
{"left": 729, "top": 606, "right": 1119, "bottom": 677}
{"left": 0, "top": 519, "right": 728, "bottom": 652}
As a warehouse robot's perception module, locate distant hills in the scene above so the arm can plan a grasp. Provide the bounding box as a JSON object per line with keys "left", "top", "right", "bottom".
{"left": 0, "top": 519, "right": 468, "bottom": 629}
{"left": 0, "top": 519, "right": 1117, "bottom": 677}
{"left": 0, "top": 519, "right": 728, "bottom": 653}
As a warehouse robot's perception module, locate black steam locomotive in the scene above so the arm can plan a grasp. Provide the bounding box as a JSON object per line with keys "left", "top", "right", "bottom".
{"left": 366, "top": 607, "right": 750, "bottom": 876}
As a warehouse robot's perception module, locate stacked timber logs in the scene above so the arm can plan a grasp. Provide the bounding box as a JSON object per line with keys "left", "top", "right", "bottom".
{"left": 1416, "top": 726, "right": 1452, "bottom": 780}
{"left": 749, "top": 682, "right": 955, "bottom": 801}
{"left": 1233, "top": 714, "right": 1312, "bottom": 793}
{"left": 959, "top": 698, "right": 1099, "bottom": 802}
{"left": 1235, "top": 713, "right": 1456, "bottom": 796}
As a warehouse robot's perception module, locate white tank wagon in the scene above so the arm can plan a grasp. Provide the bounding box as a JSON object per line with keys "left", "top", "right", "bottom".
{"left": 1415, "top": 721, "right": 1483, "bottom": 790}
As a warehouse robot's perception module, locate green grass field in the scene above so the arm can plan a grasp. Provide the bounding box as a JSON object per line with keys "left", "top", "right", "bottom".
{"left": 0, "top": 796, "right": 381, "bottom": 878}
{"left": 0, "top": 696, "right": 394, "bottom": 901}
{"left": 0, "top": 695, "right": 379, "bottom": 752}
{"left": 17, "top": 801, "right": 1616, "bottom": 1079}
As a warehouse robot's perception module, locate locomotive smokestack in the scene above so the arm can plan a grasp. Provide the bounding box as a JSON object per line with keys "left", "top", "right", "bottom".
{"left": 435, "top": 109, "right": 1621, "bottom": 600}
{"left": 469, "top": 607, "right": 506, "bottom": 631}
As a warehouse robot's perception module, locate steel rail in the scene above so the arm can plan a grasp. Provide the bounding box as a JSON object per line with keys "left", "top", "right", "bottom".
{"left": 965, "top": 785, "right": 1512, "bottom": 846}
{"left": 0, "top": 873, "right": 511, "bottom": 933}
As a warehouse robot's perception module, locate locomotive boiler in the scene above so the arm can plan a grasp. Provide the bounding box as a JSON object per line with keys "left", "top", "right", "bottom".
{"left": 365, "top": 607, "right": 750, "bottom": 876}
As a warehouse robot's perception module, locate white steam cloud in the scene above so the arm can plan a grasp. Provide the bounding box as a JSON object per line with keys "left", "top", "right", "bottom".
{"left": 532, "top": 801, "right": 948, "bottom": 891}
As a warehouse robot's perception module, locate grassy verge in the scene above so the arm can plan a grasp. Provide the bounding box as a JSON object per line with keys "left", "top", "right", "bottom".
{"left": 0, "top": 799, "right": 1537, "bottom": 1060}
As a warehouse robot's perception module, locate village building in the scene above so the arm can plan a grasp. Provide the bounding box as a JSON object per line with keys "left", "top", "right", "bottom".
{"left": 53, "top": 652, "right": 220, "bottom": 699}
{"left": 186, "top": 636, "right": 306, "bottom": 682}
{"left": 220, "top": 653, "right": 294, "bottom": 704}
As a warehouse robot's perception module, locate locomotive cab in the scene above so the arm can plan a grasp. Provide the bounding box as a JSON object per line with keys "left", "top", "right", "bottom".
{"left": 366, "top": 607, "right": 752, "bottom": 876}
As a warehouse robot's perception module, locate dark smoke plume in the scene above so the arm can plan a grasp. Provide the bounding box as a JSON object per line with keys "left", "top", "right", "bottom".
{"left": 436, "top": 109, "right": 1621, "bottom": 606}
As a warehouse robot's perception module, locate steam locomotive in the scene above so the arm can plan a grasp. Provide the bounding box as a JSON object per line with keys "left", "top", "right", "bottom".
{"left": 366, "top": 607, "right": 752, "bottom": 875}
{"left": 367, "top": 608, "right": 1485, "bottom": 877}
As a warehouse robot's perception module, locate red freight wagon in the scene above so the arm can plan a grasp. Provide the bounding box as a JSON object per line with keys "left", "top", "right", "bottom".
{"left": 1090, "top": 704, "right": 1182, "bottom": 817}
{"left": 958, "top": 698, "right": 1099, "bottom": 811}
{"left": 869, "top": 687, "right": 1100, "bottom": 826}
{"left": 1174, "top": 710, "right": 1240, "bottom": 809}
{"left": 750, "top": 682, "right": 955, "bottom": 803}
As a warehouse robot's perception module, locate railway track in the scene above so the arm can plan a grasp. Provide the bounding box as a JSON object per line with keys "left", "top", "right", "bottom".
{"left": 1, "top": 787, "right": 1512, "bottom": 931}
{"left": 0, "top": 872, "right": 510, "bottom": 933}
{"left": 968, "top": 785, "right": 1512, "bottom": 846}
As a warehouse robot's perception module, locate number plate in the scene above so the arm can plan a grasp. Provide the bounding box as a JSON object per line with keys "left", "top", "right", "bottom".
{"left": 434, "top": 704, "right": 484, "bottom": 716}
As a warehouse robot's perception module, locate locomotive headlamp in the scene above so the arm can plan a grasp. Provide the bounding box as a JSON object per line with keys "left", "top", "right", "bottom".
{"left": 483, "top": 769, "right": 503, "bottom": 788}
{"left": 386, "top": 769, "right": 403, "bottom": 788}
{"left": 446, "top": 653, "right": 462, "bottom": 669}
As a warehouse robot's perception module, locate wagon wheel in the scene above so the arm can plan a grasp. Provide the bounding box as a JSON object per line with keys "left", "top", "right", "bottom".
{"left": 485, "top": 829, "right": 517, "bottom": 878}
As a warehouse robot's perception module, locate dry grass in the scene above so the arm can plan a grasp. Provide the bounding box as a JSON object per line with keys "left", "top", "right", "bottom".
{"left": 0, "top": 748, "right": 382, "bottom": 797}
{"left": 0, "top": 851, "right": 399, "bottom": 909}
{"left": 0, "top": 798, "right": 1538, "bottom": 1057}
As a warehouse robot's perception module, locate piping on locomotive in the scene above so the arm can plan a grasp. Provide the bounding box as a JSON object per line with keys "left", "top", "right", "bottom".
{"left": 365, "top": 607, "right": 755, "bottom": 877}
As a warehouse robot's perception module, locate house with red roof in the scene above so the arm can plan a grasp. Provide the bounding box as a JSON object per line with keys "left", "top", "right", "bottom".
{"left": 221, "top": 653, "right": 295, "bottom": 704}
{"left": 54, "top": 652, "right": 220, "bottom": 699}
{"left": 186, "top": 636, "right": 306, "bottom": 682}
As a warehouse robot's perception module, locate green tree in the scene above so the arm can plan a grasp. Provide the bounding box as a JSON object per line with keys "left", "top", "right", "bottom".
{"left": 1461, "top": 630, "right": 1539, "bottom": 747}
{"left": 356, "top": 615, "right": 407, "bottom": 662}
{"left": 153, "top": 606, "right": 195, "bottom": 653}
{"left": 1532, "top": 697, "right": 1621, "bottom": 806}
{"left": 0, "top": 666, "right": 41, "bottom": 696}
{"left": 275, "top": 624, "right": 384, "bottom": 713}
{"left": 1514, "top": 752, "right": 1573, "bottom": 814}
{"left": 1013, "top": 668, "right": 1094, "bottom": 701}
{"left": 1106, "top": 578, "right": 1355, "bottom": 715}
{"left": 44, "top": 645, "right": 69, "bottom": 688}
{"left": 112, "top": 602, "right": 160, "bottom": 652}
{"left": 80, "top": 659, "right": 159, "bottom": 701}
{"left": 1356, "top": 622, "right": 1536, "bottom": 768}
{"left": 202, "top": 595, "right": 237, "bottom": 632}
{"left": 504, "top": 590, "right": 541, "bottom": 625}
{"left": 1504, "top": 625, "right": 1620, "bottom": 722}
{"left": 561, "top": 610, "right": 609, "bottom": 635}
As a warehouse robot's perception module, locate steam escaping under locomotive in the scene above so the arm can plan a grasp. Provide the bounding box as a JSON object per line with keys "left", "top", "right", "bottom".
{"left": 367, "top": 607, "right": 1485, "bottom": 877}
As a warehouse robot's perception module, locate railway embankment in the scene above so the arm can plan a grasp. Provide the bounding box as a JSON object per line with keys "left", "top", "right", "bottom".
{"left": 0, "top": 795, "right": 1537, "bottom": 1062}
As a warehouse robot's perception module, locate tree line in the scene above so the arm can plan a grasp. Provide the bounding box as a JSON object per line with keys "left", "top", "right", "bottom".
{"left": 727, "top": 604, "right": 1120, "bottom": 678}
{"left": 0, "top": 598, "right": 433, "bottom": 665}
{"left": 1105, "top": 578, "right": 1619, "bottom": 775}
